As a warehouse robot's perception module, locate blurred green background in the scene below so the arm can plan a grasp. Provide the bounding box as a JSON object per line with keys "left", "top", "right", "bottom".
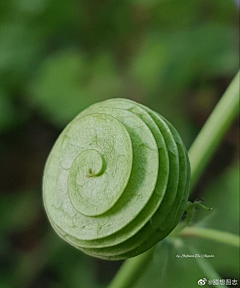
{"left": 0, "top": 0, "right": 239, "bottom": 287}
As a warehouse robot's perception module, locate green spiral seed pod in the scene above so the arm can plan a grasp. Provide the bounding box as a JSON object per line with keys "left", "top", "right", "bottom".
{"left": 43, "top": 98, "right": 190, "bottom": 260}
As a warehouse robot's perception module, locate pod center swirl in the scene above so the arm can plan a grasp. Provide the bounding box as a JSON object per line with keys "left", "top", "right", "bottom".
{"left": 77, "top": 149, "right": 104, "bottom": 178}
{"left": 67, "top": 113, "right": 133, "bottom": 217}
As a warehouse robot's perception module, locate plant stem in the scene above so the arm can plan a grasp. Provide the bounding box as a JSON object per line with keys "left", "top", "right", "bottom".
{"left": 179, "top": 227, "right": 240, "bottom": 249}
{"left": 170, "top": 201, "right": 195, "bottom": 235}
{"left": 108, "top": 71, "right": 239, "bottom": 288}
{"left": 188, "top": 71, "right": 239, "bottom": 189}
{"left": 170, "top": 201, "right": 212, "bottom": 236}
{"left": 108, "top": 247, "right": 154, "bottom": 288}
{"left": 189, "top": 246, "right": 228, "bottom": 288}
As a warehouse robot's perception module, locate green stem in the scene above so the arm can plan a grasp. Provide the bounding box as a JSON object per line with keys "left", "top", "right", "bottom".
{"left": 108, "top": 71, "right": 239, "bottom": 288}
{"left": 188, "top": 71, "right": 239, "bottom": 190}
{"left": 170, "top": 201, "right": 195, "bottom": 235}
{"left": 171, "top": 201, "right": 212, "bottom": 236}
{"left": 108, "top": 247, "right": 154, "bottom": 288}
{"left": 179, "top": 226, "right": 240, "bottom": 249}
{"left": 189, "top": 246, "right": 228, "bottom": 288}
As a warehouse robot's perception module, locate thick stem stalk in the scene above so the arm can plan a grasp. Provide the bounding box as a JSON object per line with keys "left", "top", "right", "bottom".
{"left": 108, "top": 247, "right": 154, "bottom": 288}
{"left": 188, "top": 71, "right": 239, "bottom": 189}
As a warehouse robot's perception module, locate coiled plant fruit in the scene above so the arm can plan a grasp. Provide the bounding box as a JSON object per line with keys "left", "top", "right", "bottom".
{"left": 43, "top": 98, "right": 190, "bottom": 260}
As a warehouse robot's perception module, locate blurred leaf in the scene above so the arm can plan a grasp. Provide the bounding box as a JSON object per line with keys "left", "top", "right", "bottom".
{"left": 29, "top": 50, "right": 123, "bottom": 126}
{"left": 136, "top": 239, "right": 209, "bottom": 288}
{"left": 129, "top": 23, "right": 238, "bottom": 144}
{"left": 88, "top": 54, "right": 124, "bottom": 101}
{"left": 141, "top": 0, "right": 237, "bottom": 27}
{"left": 131, "top": 0, "right": 162, "bottom": 7}
{"left": 129, "top": 40, "right": 167, "bottom": 95}
{"left": 14, "top": 0, "right": 48, "bottom": 14}
{"left": 151, "top": 0, "right": 205, "bottom": 27}
{"left": 130, "top": 24, "right": 238, "bottom": 97}
{"left": 0, "top": 22, "right": 43, "bottom": 91}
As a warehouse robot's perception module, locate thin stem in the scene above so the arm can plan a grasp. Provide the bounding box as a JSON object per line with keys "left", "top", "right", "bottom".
{"left": 189, "top": 246, "right": 228, "bottom": 288}
{"left": 179, "top": 227, "right": 240, "bottom": 249}
{"left": 108, "top": 71, "right": 239, "bottom": 288}
{"left": 169, "top": 200, "right": 212, "bottom": 236}
{"left": 189, "top": 71, "right": 239, "bottom": 190}
{"left": 170, "top": 201, "right": 195, "bottom": 235}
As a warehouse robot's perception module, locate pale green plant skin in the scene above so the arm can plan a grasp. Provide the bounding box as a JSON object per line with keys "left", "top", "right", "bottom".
{"left": 43, "top": 98, "right": 190, "bottom": 260}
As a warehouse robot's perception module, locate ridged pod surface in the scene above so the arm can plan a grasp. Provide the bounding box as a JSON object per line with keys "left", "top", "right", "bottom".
{"left": 43, "top": 98, "right": 190, "bottom": 260}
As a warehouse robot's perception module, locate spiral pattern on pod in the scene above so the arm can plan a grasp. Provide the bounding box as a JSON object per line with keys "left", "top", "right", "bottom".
{"left": 43, "top": 98, "right": 190, "bottom": 260}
